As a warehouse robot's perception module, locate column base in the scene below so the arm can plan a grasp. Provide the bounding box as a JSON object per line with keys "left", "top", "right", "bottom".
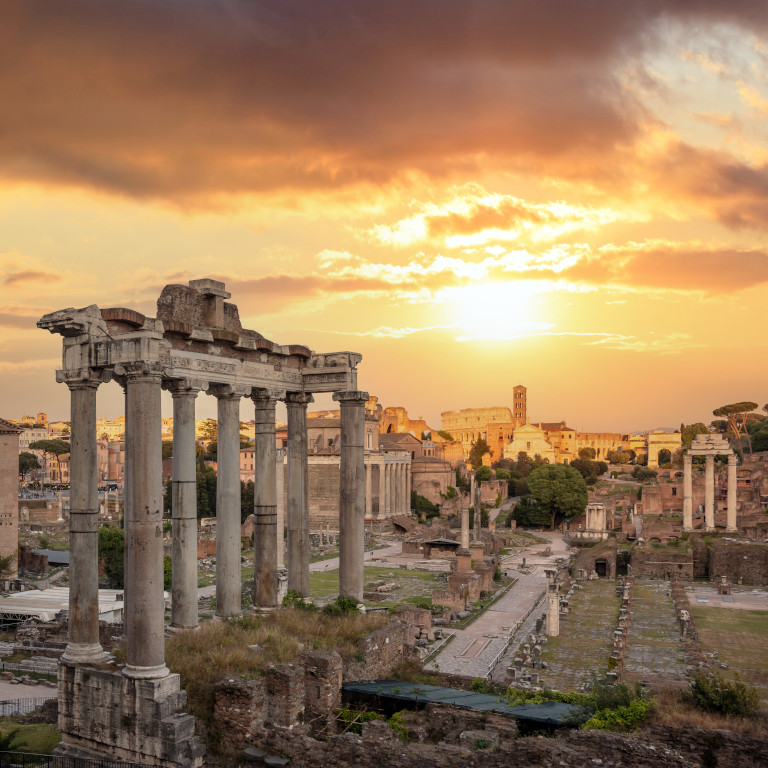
{"left": 725, "top": 527, "right": 738, "bottom": 533}
{"left": 61, "top": 642, "right": 107, "bottom": 665}
{"left": 123, "top": 663, "right": 170, "bottom": 679}
{"left": 168, "top": 624, "right": 200, "bottom": 634}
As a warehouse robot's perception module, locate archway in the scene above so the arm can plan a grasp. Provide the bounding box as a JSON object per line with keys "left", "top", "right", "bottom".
{"left": 594, "top": 559, "right": 607, "bottom": 577}
{"left": 658, "top": 448, "right": 671, "bottom": 465}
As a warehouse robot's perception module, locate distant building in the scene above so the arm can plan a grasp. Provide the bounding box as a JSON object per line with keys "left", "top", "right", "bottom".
{"left": 503, "top": 423, "right": 556, "bottom": 464}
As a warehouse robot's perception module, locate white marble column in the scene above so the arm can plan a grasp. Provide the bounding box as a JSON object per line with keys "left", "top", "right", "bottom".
{"left": 167, "top": 380, "right": 204, "bottom": 630}
{"left": 123, "top": 363, "right": 168, "bottom": 679}
{"left": 405, "top": 461, "right": 411, "bottom": 513}
{"left": 682, "top": 453, "right": 693, "bottom": 531}
{"left": 704, "top": 454, "right": 715, "bottom": 531}
{"left": 365, "top": 463, "right": 372, "bottom": 519}
{"left": 213, "top": 385, "right": 246, "bottom": 617}
{"left": 382, "top": 463, "right": 391, "bottom": 517}
{"left": 334, "top": 390, "right": 368, "bottom": 603}
{"left": 286, "top": 392, "right": 312, "bottom": 596}
{"left": 62, "top": 374, "right": 104, "bottom": 665}
{"left": 727, "top": 453, "right": 738, "bottom": 532}
{"left": 276, "top": 447, "right": 285, "bottom": 569}
{"left": 252, "top": 389, "right": 282, "bottom": 608}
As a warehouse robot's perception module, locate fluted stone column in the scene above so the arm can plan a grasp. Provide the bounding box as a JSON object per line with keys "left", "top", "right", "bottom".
{"left": 704, "top": 454, "right": 715, "bottom": 531}
{"left": 405, "top": 461, "right": 411, "bottom": 513}
{"left": 727, "top": 454, "right": 738, "bottom": 532}
{"left": 62, "top": 375, "right": 104, "bottom": 665}
{"left": 168, "top": 380, "right": 204, "bottom": 630}
{"left": 398, "top": 462, "right": 405, "bottom": 514}
{"left": 682, "top": 453, "right": 693, "bottom": 531}
{"left": 334, "top": 390, "right": 368, "bottom": 603}
{"left": 286, "top": 392, "right": 312, "bottom": 596}
{"left": 382, "top": 464, "right": 391, "bottom": 517}
{"left": 214, "top": 385, "right": 246, "bottom": 617}
{"left": 123, "top": 364, "right": 168, "bottom": 679}
{"left": 252, "top": 389, "right": 282, "bottom": 608}
{"left": 365, "top": 463, "right": 372, "bottom": 519}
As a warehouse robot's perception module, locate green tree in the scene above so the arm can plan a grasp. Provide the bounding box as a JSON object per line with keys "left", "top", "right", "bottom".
{"left": 28, "top": 438, "right": 70, "bottom": 483}
{"left": 421, "top": 431, "right": 431, "bottom": 441}
{"left": 162, "top": 440, "right": 174, "bottom": 459}
{"left": 0, "top": 727, "right": 26, "bottom": 752}
{"left": 713, "top": 402, "right": 758, "bottom": 457}
{"left": 0, "top": 553, "right": 16, "bottom": 580}
{"left": 606, "top": 450, "right": 631, "bottom": 464}
{"left": 97, "top": 525, "right": 124, "bottom": 588}
{"left": 528, "top": 464, "right": 588, "bottom": 529}
{"left": 437, "top": 430, "right": 454, "bottom": 441}
{"left": 570, "top": 458, "right": 600, "bottom": 485}
{"left": 197, "top": 461, "right": 216, "bottom": 518}
{"left": 241, "top": 480, "right": 254, "bottom": 523}
{"left": 19, "top": 451, "right": 41, "bottom": 478}
{"left": 411, "top": 491, "right": 439, "bottom": 519}
{"left": 163, "top": 555, "right": 173, "bottom": 589}
{"left": 198, "top": 418, "right": 218, "bottom": 442}
{"left": 455, "top": 469, "right": 470, "bottom": 494}
{"left": 468, "top": 437, "right": 491, "bottom": 468}
{"left": 475, "top": 465, "right": 492, "bottom": 482}
{"left": 511, "top": 496, "right": 550, "bottom": 527}
{"left": 495, "top": 468, "right": 511, "bottom": 481}
{"left": 578, "top": 447, "right": 596, "bottom": 460}
{"left": 680, "top": 422, "right": 710, "bottom": 448}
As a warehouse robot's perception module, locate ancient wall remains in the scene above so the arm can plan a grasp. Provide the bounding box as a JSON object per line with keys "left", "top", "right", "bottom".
{"left": 709, "top": 542, "right": 768, "bottom": 584}
{"left": 0, "top": 423, "right": 20, "bottom": 577}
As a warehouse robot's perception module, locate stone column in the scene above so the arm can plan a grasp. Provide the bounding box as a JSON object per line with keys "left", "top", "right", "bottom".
{"left": 62, "top": 374, "right": 104, "bottom": 665}
{"left": 727, "top": 453, "right": 738, "bottom": 532}
{"left": 167, "top": 380, "right": 205, "bottom": 630}
{"left": 122, "top": 363, "right": 168, "bottom": 679}
{"left": 382, "top": 463, "right": 391, "bottom": 517}
{"left": 682, "top": 453, "right": 693, "bottom": 531}
{"left": 473, "top": 475, "right": 482, "bottom": 542}
{"left": 405, "top": 461, "right": 411, "bottom": 513}
{"left": 545, "top": 569, "right": 559, "bottom": 637}
{"left": 365, "top": 462, "right": 372, "bottom": 519}
{"left": 704, "top": 454, "right": 715, "bottom": 531}
{"left": 334, "top": 391, "right": 368, "bottom": 603}
{"left": 460, "top": 503, "right": 470, "bottom": 550}
{"left": 213, "top": 385, "right": 246, "bottom": 617}
{"left": 392, "top": 462, "right": 400, "bottom": 515}
{"left": 252, "top": 389, "right": 283, "bottom": 608}
{"left": 286, "top": 392, "right": 312, "bottom": 596}
{"left": 276, "top": 447, "right": 286, "bottom": 569}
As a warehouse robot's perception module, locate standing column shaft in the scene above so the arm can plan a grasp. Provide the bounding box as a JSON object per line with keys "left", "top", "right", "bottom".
{"left": 63, "top": 379, "right": 103, "bottom": 664}
{"left": 473, "top": 475, "right": 482, "bottom": 542}
{"left": 334, "top": 391, "right": 368, "bottom": 603}
{"left": 682, "top": 453, "right": 693, "bottom": 531}
{"left": 365, "top": 463, "right": 372, "bottom": 519}
{"left": 405, "top": 461, "right": 411, "bottom": 513}
{"left": 253, "top": 391, "right": 281, "bottom": 608}
{"left": 460, "top": 505, "right": 470, "bottom": 549}
{"left": 286, "top": 393, "right": 312, "bottom": 596}
{"left": 704, "top": 454, "right": 715, "bottom": 531}
{"left": 215, "top": 389, "right": 243, "bottom": 617}
{"left": 276, "top": 448, "right": 285, "bottom": 569}
{"left": 170, "top": 386, "right": 200, "bottom": 630}
{"left": 124, "top": 368, "right": 168, "bottom": 679}
{"left": 382, "top": 464, "right": 391, "bottom": 517}
{"left": 726, "top": 454, "right": 738, "bottom": 532}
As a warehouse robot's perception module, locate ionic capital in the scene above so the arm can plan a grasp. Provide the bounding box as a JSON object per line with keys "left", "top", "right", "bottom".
{"left": 332, "top": 390, "right": 369, "bottom": 404}
{"left": 285, "top": 392, "right": 314, "bottom": 407}
{"left": 57, "top": 367, "right": 112, "bottom": 389}
{"left": 163, "top": 377, "right": 209, "bottom": 397}
{"left": 252, "top": 387, "right": 286, "bottom": 409}
{"left": 209, "top": 383, "right": 250, "bottom": 400}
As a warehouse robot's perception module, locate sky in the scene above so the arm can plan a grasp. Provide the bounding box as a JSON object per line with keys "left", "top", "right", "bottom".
{"left": 1, "top": 1, "right": 767, "bottom": 431}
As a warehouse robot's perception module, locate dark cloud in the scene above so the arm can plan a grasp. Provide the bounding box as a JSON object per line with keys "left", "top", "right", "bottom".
{"left": 2, "top": 1, "right": 768, "bottom": 205}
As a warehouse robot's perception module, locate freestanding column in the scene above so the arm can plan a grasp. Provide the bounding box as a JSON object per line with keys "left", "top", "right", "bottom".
{"left": 252, "top": 389, "right": 282, "bottom": 608}
{"left": 460, "top": 503, "right": 470, "bottom": 549}
{"left": 704, "top": 454, "right": 715, "bottom": 531}
{"left": 545, "top": 569, "right": 560, "bottom": 637}
{"left": 122, "top": 363, "right": 168, "bottom": 679}
{"left": 334, "top": 390, "right": 368, "bottom": 603}
{"left": 167, "top": 380, "right": 204, "bottom": 630}
{"left": 213, "top": 385, "right": 246, "bottom": 617}
{"left": 405, "top": 461, "right": 411, "bottom": 513}
{"left": 473, "top": 474, "right": 482, "bottom": 542}
{"left": 286, "top": 392, "right": 312, "bottom": 596}
{"left": 682, "top": 453, "right": 693, "bottom": 531}
{"left": 62, "top": 375, "right": 104, "bottom": 665}
{"left": 727, "top": 454, "right": 738, "bottom": 532}
{"left": 382, "top": 464, "right": 391, "bottom": 517}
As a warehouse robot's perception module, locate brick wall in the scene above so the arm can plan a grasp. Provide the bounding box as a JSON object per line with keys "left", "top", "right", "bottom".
{"left": 709, "top": 543, "right": 768, "bottom": 584}
{"left": 0, "top": 433, "right": 19, "bottom": 577}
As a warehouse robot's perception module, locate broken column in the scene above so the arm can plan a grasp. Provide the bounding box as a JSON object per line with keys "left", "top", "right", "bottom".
{"left": 168, "top": 379, "right": 205, "bottom": 630}
{"left": 62, "top": 373, "right": 105, "bottom": 664}
{"left": 286, "top": 392, "right": 312, "bottom": 596}
{"left": 213, "top": 384, "right": 247, "bottom": 617}
{"left": 252, "top": 389, "right": 283, "bottom": 608}
{"left": 334, "top": 390, "right": 368, "bottom": 602}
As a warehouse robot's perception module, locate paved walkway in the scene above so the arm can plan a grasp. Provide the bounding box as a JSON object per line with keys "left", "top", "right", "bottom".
{"left": 425, "top": 532, "right": 574, "bottom": 679}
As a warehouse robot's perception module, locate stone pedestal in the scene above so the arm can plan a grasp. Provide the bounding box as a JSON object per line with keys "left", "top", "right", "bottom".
{"left": 57, "top": 665, "right": 204, "bottom": 768}
{"left": 334, "top": 390, "right": 368, "bottom": 602}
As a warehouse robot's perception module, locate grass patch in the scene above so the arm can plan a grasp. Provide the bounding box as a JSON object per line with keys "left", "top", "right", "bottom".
{"left": 166, "top": 609, "right": 389, "bottom": 729}
{"left": 311, "top": 565, "right": 444, "bottom": 603}
{"left": 0, "top": 723, "right": 61, "bottom": 754}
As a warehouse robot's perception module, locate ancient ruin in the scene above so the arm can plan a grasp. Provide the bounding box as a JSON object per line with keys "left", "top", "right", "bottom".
{"left": 38, "top": 279, "right": 367, "bottom": 766}
{"left": 684, "top": 433, "right": 737, "bottom": 532}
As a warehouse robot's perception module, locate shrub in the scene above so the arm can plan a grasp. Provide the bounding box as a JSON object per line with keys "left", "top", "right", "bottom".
{"left": 388, "top": 710, "right": 410, "bottom": 742}
{"left": 689, "top": 672, "right": 760, "bottom": 718}
{"left": 470, "top": 677, "right": 492, "bottom": 694}
{"left": 582, "top": 698, "right": 653, "bottom": 731}
{"left": 282, "top": 589, "right": 317, "bottom": 611}
{"left": 335, "top": 707, "right": 383, "bottom": 735}
{"left": 322, "top": 596, "right": 359, "bottom": 616}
